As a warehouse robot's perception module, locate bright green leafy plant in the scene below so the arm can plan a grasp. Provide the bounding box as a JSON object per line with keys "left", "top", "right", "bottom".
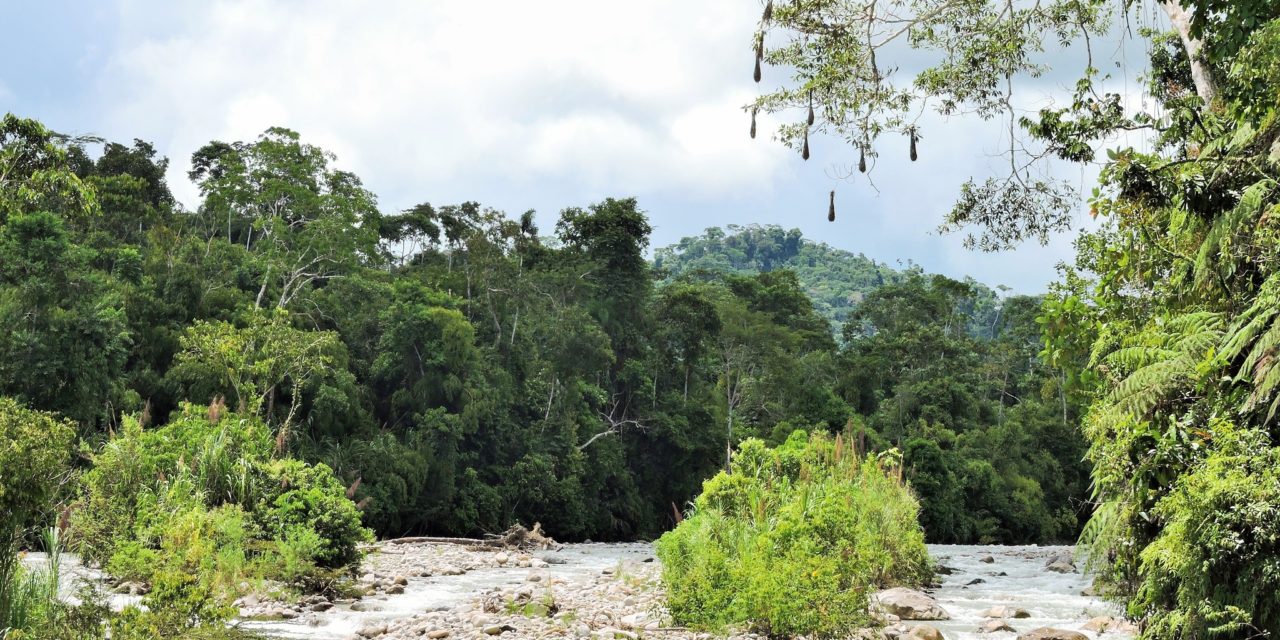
{"left": 657, "top": 432, "right": 932, "bottom": 638}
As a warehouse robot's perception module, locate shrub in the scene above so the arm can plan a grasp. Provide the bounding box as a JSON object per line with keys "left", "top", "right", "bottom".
{"left": 1130, "top": 425, "right": 1280, "bottom": 638}
{"left": 0, "top": 397, "right": 77, "bottom": 535}
{"left": 656, "top": 432, "right": 932, "bottom": 638}
{"left": 255, "top": 459, "right": 371, "bottom": 569}
{"left": 0, "top": 399, "right": 77, "bottom": 636}
{"left": 71, "top": 403, "right": 371, "bottom": 603}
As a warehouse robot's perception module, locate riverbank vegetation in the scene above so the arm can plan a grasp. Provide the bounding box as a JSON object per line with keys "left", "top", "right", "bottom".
{"left": 657, "top": 433, "right": 931, "bottom": 637}
{"left": 0, "top": 107, "right": 1089, "bottom": 635}
{"left": 752, "top": 0, "right": 1280, "bottom": 636}
{"left": 9, "top": 0, "right": 1276, "bottom": 633}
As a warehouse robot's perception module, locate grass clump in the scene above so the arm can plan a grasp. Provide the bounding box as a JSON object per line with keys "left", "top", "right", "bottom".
{"left": 656, "top": 431, "right": 932, "bottom": 638}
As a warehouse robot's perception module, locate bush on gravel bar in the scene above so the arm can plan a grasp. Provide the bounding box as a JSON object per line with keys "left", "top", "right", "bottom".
{"left": 656, "top": 432, "right": 932, "bottom": 638}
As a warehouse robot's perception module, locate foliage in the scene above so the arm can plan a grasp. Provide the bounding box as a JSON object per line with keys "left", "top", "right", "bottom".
{"left": 656, "top": 433, "right": 931, "bottom": 638}
{"left": 170, "top": 309, "right": 352, "bottom": 441}
{"left": 840, "top": 274, "right": 1089, "bottom": 543}
{"left": 1023, "top": 6, "right": 1280, "bottom": 636}
{"left": 0, "top": 399, "right": 76, "bottom": 536}
{"left": 70, "top": 403, "right": 371, "bottom": 602}
{"left": 0, "top": 110, "right": 1080, "bottom": 558}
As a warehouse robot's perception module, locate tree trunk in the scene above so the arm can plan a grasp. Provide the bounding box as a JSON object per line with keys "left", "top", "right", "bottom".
{"left": 1161, "top": 0, "right": 1217, "bottom": 105}
{"left": 255, "top": 264, "right": 272, "bottom": 309}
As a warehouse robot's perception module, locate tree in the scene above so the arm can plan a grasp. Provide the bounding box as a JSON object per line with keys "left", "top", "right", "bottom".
{"left": 748, "top": 0, "right": 1279, "bottom": 249}
{"left": 189, "top": 127, "right": 382, "bottom": 309}
{"left": 0, "top": 117, "right": 129, "bottom": 427}
{"left": 170, "top": 310, "right": 348, "bottom": 446}
{"left": 656, "top": 283, "right": 722, "bottom": 400}
{"left": 0, "top": 114, "right": 98, "bottom": 225}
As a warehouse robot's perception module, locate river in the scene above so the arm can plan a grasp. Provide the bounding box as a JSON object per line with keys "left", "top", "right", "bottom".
{"left": 25, "top": 542, "right": 1130, "bottom": 639}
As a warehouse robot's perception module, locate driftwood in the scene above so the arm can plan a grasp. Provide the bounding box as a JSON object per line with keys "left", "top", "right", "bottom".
{"left": 373, "top": 522, "right": 560, "bottom": 551}
{"left": 380, "top": 536, "right": 488, "bottom": 546}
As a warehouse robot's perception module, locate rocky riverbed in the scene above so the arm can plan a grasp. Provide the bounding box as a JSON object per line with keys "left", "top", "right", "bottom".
{"left": 236, "top": 543, "right": 1134, "bottom": 640}
{"left": 26, "top": 542, "right": 1134, "bottom": 639}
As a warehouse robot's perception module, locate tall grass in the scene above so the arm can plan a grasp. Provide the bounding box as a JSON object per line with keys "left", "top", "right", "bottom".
{"left": 0, "top": 528, "right": 66, "bottom": 639}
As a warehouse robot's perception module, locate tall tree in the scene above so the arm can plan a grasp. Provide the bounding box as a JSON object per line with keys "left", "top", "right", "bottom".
{"left": 189, "top": 127, "right": 382, "bottom": 309}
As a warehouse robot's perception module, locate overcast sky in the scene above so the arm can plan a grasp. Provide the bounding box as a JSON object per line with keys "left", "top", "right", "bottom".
{"left": 0, "top": 1, "right": 1159, "bottom": 292}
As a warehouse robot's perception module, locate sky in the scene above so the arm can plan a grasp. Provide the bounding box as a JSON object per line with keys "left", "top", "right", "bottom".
{"left": 0, "top": 1, "right": 1159, "bottom": 293}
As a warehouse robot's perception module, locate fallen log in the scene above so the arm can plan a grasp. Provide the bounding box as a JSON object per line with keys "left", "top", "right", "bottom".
{"left": 376, "top": 536, "right": 494, "bottom": 546}
{"left": 371, "top": 522, "right": 561, "bottom": 550}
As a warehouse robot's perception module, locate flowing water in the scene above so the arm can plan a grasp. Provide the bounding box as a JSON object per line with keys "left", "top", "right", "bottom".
{"left": 925, "top": 544, "right": 1129, "bottom": 639}
{"left": 26, "top": 543, "right": 1128, "bottom": 639}
{"left": 241, "top": 543, "right": 654, "bottom": 639}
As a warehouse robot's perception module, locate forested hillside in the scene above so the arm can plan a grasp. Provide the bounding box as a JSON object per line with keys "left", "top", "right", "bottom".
{"left": 655, "top": 224, "right": 1001, "bottom": 337}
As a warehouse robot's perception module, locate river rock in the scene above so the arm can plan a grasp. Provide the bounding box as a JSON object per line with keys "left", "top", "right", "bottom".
{"left": 1044, "top": 551, "right": 1073, "bottom": 566}
{"left": 357, "top": 622, "right": 388, "bottom": 637}
{"left": 114, "top": 581, "right": 148, "bottom": 595}
{"left": 980, "top": 605, "right": 1031, "bottom": 619}
{"left": 874, "top": 588, "right": 950, "bottom": 620}
{"left": 907, "top": 624, "right": 945, "bottom": 640}
{"left": 621, "top": 612, "right": 648, "bottom": 629}
{"left": 979, "top": 555, "right": 995, "bottom": 563}
{"left": 979, "top": 618, "right": 1016, "bottom": 633}
{"left": 1045, "top": 560, "right": 1076, "bottom": 574}
{"left": 1081, "top": 615, "right": 1135, "bottom": 633}
{"left": 427, "top": 631, "right": 450, "bottom": 639}
{"left": 1017, "top": 629, "right": 1087, "bottom": 640}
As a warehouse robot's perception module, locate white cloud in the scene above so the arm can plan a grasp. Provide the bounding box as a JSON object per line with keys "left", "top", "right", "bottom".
{"left": 101, "top": 0, "right": 788, "bottom": 210}
{"left": 80, "top": 0, "right": 1149, "bottom": 292}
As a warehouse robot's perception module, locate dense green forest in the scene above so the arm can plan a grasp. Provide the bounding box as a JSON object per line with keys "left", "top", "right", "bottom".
{"left": 4, "top": 0, "right": 1278, "bottom": 635}
{"left": 0, "top": 116, "right": 1086, "bottom": 550}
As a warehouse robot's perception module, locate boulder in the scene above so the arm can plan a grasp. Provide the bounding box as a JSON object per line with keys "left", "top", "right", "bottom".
{"left": 874, "top": 588, "right": 950, "bottom": 620}
{"left": 1082, "top": 616, "right": 1135, "bottom": 633}
{"left": 1016, "top": 629, "right": 1087, "bottom": 640}
{"left": 979, "top": 555, "right": 996, "bottom": 564}
{"left": 907, "top": 624, "right": 945, "bottom": 640}
{"left": 979, "top": 619, "right": 1016, "bottom": 633}
{"left": 1045, "top": 560, "right": 1076, "bottom": 574}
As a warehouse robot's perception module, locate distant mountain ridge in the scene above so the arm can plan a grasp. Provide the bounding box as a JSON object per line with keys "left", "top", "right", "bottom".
{"left": 653, "top": 224, "right": 1003, "bottom": 335}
